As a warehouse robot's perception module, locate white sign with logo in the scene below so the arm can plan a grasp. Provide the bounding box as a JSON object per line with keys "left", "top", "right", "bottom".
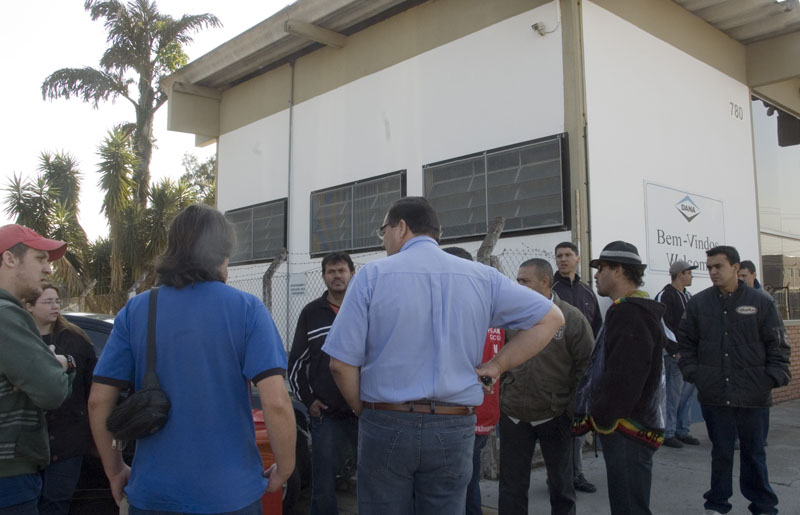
{"left": 643, "top": 182, "right": 725, "bottom": 275}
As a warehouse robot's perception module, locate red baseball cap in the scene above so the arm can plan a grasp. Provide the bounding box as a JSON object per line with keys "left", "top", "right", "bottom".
{"left": 0, "top": 224, "right": 67, "bottom": 262}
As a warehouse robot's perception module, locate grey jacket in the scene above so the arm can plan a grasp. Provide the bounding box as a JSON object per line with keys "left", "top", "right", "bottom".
{"left": 500, "top": 293, "right": 594, "bottom": 422}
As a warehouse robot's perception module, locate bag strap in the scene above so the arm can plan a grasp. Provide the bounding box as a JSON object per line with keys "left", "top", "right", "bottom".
{"left": 142, "top": 287, "right": 161, "bottom": 389}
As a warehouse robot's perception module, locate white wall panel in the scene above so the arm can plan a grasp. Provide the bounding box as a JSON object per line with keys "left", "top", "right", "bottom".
{"left": 583, "top": 1, "right": 757, "bottom": 297}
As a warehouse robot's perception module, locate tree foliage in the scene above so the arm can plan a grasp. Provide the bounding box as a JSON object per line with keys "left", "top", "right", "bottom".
{"left": 180, "top": 153, "right": 216, "bottom": 206}
{"left": 42, "top": 0, "right": 220, "bottom": 206}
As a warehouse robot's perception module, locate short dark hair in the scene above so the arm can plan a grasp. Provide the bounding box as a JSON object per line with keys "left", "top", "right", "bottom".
{"left": 706, "top": 245, "right": 740, "bottom": 266}
{"left": 555, "top": 241, "right": 579, "bottom": 255}
{"left": 442, "top": 247, "right": 473, "bottom": 261}
{"left": 520, "top": 258, "right": 553, "bottom": 286}
{"left": 322, "top": 252, "right": 355, "bottom": 273}
{"left": 155, "top": 204, "right": 235, "bottom": 289}
{"left": 0, "top": 243, "right": 29, "bottom": 268}
{"left": 740, "top": 260, "right": 756, "bottom": 274}
{"left": 385, "top": 197, "right": 441, "bottom": 240}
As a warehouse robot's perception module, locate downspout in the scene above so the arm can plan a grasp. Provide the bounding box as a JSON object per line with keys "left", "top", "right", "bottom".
{"left": 286, "top": 61, "right": 296, "bottom": 342}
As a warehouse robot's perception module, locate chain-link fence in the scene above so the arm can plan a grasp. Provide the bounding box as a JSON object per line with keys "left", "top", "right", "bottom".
{"left": 227, "top": 247, "right": 553, "bottom": 350}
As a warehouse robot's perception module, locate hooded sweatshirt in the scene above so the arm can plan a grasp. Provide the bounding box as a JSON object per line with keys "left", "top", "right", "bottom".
{"left": 572, "top": 291, "right": 666, "bottom": 449}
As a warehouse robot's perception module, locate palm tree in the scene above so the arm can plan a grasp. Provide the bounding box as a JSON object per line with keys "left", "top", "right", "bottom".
{"left": 2, "top": 152, "right": 90, "bottom": 295}
{"left": 42, "top": 0, "right": 220, "bottom": 206}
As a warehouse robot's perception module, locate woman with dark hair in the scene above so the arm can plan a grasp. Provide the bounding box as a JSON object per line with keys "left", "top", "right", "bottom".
{"left": 88, "top": 204, "right": 296, "bottom": 515}
{"left": 23, "top": 284, "right": 96, "bottom": 515}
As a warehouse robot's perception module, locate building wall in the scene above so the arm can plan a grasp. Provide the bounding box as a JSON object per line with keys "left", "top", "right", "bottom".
{"left": 219, "top": 2, "right": 572, "bottom": 341}
{"left": 582, "top": 1, "right": 759, "bottom": 300}
{"left": 773, "top": 322, "right": 800, "bottom": 404}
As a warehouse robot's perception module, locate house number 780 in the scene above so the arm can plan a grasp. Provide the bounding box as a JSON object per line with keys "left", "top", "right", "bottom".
{"left": 730, "top": 102, "right": 744, "bottom": 120}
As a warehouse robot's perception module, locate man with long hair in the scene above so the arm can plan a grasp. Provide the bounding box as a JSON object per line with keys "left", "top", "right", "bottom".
{"left": 88, "top": 205, "right": 296, "bottom": 514}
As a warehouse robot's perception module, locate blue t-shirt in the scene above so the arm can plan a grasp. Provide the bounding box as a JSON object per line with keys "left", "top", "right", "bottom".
{"left": 323, "top": 237, "right": 553, "bottom": 406}
{"left": 94, "top": 282, "right": 287, "bottom": 513}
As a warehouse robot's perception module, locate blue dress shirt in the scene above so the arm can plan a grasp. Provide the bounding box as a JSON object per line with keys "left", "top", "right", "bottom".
{"left": 322, "top": 236, "right": 553, "bottom": 406}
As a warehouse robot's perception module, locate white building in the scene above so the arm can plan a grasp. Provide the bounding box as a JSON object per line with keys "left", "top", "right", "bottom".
{"left": 163, "top": 0, "right": 800, "bottom": 376}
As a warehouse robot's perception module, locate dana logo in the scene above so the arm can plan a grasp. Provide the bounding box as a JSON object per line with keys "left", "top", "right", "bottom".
{"left": 553, "top": 326, "right": 565, "bottom": 340}
{"left": 736, "top": 306, "right": 757, "bottom": 315}
{"left": 676, "top": 196, "right": 701, "bottom": 222}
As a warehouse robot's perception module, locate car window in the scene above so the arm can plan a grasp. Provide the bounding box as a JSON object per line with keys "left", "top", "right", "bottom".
{"left": 83, "top": 328, "right": 111, "bottom": 357}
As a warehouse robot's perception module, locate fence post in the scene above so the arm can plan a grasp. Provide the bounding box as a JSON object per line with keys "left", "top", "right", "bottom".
{"left": 263, "top": 248, "right": 288, "bottom": 311}
{"left": 476, "top": 216, "right": 505, "bottom": 480}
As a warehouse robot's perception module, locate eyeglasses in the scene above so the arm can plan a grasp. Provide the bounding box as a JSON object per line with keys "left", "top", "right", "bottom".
{"left": 39, "top": 299, "right": 62, "bottom": 306}
{"left": 376, "top": 223, "right": 392, "bottom": 241}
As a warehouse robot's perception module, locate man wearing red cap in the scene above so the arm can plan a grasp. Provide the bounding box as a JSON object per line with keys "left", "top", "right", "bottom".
{"left": 0, "top": 224, "right": 74, "bottom": 514}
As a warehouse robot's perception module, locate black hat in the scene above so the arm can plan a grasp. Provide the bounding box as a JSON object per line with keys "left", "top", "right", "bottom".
{"left": 589, "top": 240, "right": 647, "bottom": 270}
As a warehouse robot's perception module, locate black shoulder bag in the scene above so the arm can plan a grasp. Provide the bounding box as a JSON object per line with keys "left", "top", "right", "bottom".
{"left": 106, "top": 287, "right": 171, "bottom": 440}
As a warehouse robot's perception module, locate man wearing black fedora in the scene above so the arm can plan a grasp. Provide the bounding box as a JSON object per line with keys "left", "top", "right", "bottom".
{"left": 573, "top": 241, "right": 667, "bottom": 515}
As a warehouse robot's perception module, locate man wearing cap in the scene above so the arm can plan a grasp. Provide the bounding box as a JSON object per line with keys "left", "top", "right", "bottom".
{"left": 573, "top": 241, "right": 666, "bottom": 515}
{"left": 655, "top": 261, "right": 700, "bottom": 449}
{"left": 679, "top": 246, "right": 790, "bottom": 515}
{"left": 322, "top": 197, "right": 564, "bottom": 515}
{"left": 0, "top": 224, "right": 74, "bottom": 514}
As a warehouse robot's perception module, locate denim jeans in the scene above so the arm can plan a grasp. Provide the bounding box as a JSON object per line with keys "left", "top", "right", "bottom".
{"left": 663, "top": 354, "right": 698, "bottom": 438}
{"left": 498, "top": 414, "right": 576, "bottom": 515}
{"left": 598, "top": 432, "right": 655, "bottom": 515}
{"left": 38, "top": 456, "right": 83, "bottom": 515}
{"left": 0, "top": 500, "right": 38, "bottom": 515}
{"left": 309, "top": 415, "right": 358, "bottom": 515}
{"left": 0, "top": 473, "right": 41, "bottom": 513}
{"left": 701, "top": 405, "right": 778, "bottom": 515}
{"left": 129, "top": 498, "right": 262, "bottom": 515}
{"left": 357, "top": 408, "right": 475, "bottom": 515}
{"left": 466, "top": 433, "right": 488, "bottom": 515}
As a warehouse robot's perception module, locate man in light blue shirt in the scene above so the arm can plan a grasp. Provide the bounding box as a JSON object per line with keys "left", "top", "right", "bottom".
{"left": 323, "top": 197, "right": 564, "bottom": 515}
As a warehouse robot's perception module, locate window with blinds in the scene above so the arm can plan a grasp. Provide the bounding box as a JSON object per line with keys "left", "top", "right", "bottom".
{"left": 310, "top": 171, "right": 406, "bottom": 255}
{"left": 225, "top": 198, "right": 287, "bottom": 264}
{"left": 424, "top": 134, "right": 568, "bottom": 240}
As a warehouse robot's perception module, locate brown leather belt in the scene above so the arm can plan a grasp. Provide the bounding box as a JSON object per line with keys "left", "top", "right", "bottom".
{"left": 365, "top": 401, "right": 475, "bottom": 415}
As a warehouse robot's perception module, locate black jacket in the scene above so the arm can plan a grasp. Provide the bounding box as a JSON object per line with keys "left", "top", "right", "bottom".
{"left": 42, "top": 329, "right": 96, "bottom": 461}
{"left": 574, "top": 294, "right": 666, "bottom": 441}
{"left": 654, "top": 284, "right": 691, "bottom": 356}
{"left": 679, "top": 282, "right": 791, "bottom": 408}
{"left": 288, "top": 292, "right": 354, "bottom": 418}
{"left": 552, "top": 272, "right": 603, "bottom": 336}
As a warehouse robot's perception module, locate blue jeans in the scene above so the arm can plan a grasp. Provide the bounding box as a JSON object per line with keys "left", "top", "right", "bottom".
{"left": 309, "top": 415, "right": 358, "bottom": 515}
{"left": 663, "top": 355, "right": 697, "bottom": 438}
{"left": 499, "top": 414, "right": 575, "bottom": 515}
{"left": 38, "top": 456, "right": 83, "bottom": 515}
{"left": 701, "top": 405, "right": 777, "bottom": 515}
{"left": 466, "top": 433, "right": 488, "bottom": 515}
{"left": 598, "top": 432, "right": 655, "bottom": 515}
{"left": 0, "top": 473, "right": 41, "bottom": 513}
{"left": 0, "top": 500, "right": 38, "bottom": 515}
{"left": 357, "top": 408, "right": 475, "bottom": 515}
{"left": 129, "top": 498, "right": 262, "bottom": 515}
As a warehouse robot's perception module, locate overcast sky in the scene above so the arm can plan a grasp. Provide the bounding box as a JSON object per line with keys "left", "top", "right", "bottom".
{"left": 1, "top": 0, "right": 293, "bottom": 241}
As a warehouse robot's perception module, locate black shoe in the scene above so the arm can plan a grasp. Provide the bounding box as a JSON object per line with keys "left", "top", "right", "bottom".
{"left": 573, "top": 473, "right": 597, "bottom": 493}
{"left": 677, "top": 434, "right": 700, "bottom": 446}
{"left": 663, "top": 437, "right": 684, "bottom": 448}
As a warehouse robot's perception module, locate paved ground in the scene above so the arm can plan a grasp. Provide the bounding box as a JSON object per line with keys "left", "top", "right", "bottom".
{"left": 315, "top": 399, "right": 800, "bottom": 514}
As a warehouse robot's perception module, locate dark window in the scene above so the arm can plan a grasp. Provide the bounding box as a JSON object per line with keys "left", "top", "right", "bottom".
{"left": 310, "top": 171, "right": 406, "bottom": 255}
{"left": 226, "top": 199, "right": 287, "bottom": 264}
{"left": 424, "top": 134, "right": 568, "bottom": 240}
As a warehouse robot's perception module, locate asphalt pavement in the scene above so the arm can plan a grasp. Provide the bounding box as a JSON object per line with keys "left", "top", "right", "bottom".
{"left": 324, "top": 399, "right": 800, "bottom": 514}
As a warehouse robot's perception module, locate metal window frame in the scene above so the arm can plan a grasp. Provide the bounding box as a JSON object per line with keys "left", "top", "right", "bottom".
{"left": 225, "top": 198, "right": 288, "bottom": 265}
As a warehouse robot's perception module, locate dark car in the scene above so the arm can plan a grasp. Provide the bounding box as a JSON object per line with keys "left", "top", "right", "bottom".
{"left": 64, "top": 313, "right": 313, "bottom": 515}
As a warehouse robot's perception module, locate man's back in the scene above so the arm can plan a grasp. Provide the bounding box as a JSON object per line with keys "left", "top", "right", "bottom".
{"left": 325, "top": 237, "right": 551, "bottom": 406}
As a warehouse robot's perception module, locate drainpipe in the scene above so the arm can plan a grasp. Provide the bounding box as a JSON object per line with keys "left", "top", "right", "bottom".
{"left": 286, "top": 61, "right": 296, "bottom": 342}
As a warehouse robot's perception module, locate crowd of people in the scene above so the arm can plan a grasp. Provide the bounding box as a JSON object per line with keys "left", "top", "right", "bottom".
{"left": 0, "top": 197, "right": 792, "bottom": 515}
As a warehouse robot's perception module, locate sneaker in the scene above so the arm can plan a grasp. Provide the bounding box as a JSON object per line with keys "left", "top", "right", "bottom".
{"left": 677, "top": 434, "right": 700, "bottom": 446}
{"left": 663, "top": 437, "right": 684, "bottom": 448}
{"left": 573, "top": 473, "right": 597, "bottom": 493}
